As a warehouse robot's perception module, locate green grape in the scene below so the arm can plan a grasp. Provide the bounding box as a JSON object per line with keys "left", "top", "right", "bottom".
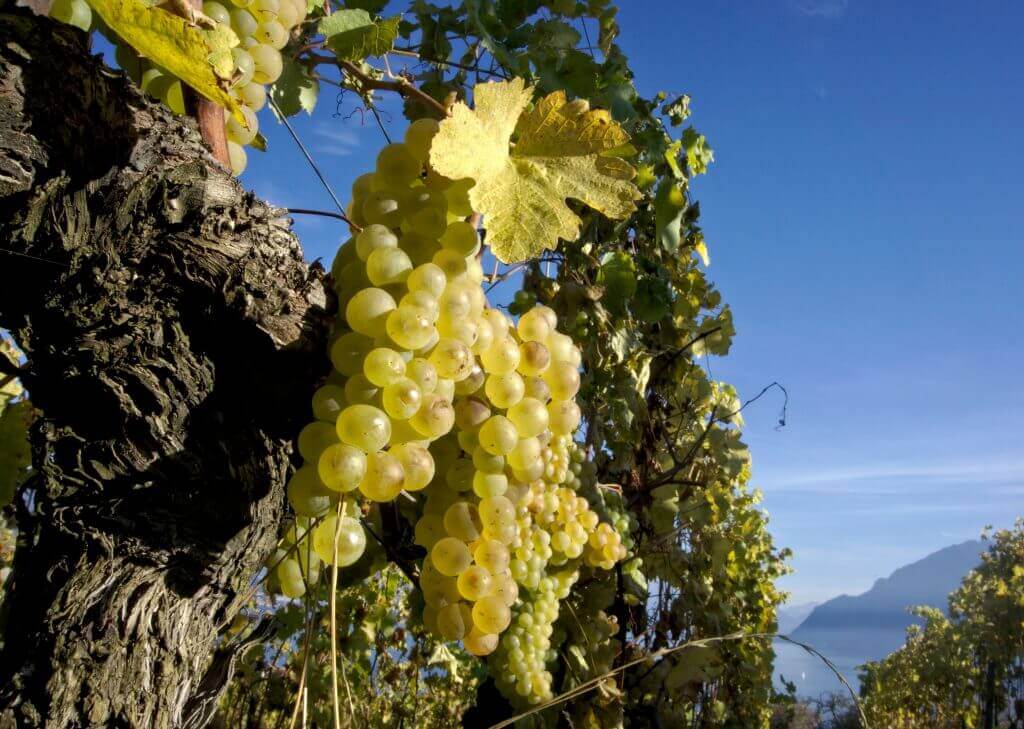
{"left": 428, "top": 338, "right": 474, "bottom": 381}
{"left": 343, "top": 374, "right": 378, "bottom": 405}
{"left": 317, "top": 443, "right": 366, "bottom": 492}
{"left": 311, "top": 383, "right": 346, "bottom": 422}
{"left": 432, "top": 249, "right": 469, "bottom": 281}
{"left": 474, "top": 539, "right": 510, "bottom": 574}
{"left": 464, "top": 627, "right": 499, "bottom": 656}
{"left": 457, "top": 566, "right": 492, "bottom": 601}
{"left": 336, "top": 404, "right": 391, "bottom": 453}
{"left": 414, "top": 514, "right": 445, "bottom": 548}
{"left": 479, "top": 495, "right": 515, "bottom": 530}
{"left": 345, "top": 287, "right": 396, "bottom": 338}
{"left": 543, "top": 361, "right": 581, "bottom": 401}
{"left": 330, "top": 332, "right": 373, "bottom": 377}
{"left": 508, "top": 437, "right": 541, "bottom": 472}
{"left": 472, "top": 595, "right": 511, "bottom": 634}
{"left": 287, "top": 466, "right": 331, "bottom": 517}
{"left": 203, "top": 0, "right": 231, "bottom": 22}
{"left": 478, "top": 415, "right": 518, "bottom": 456}
{"left": 432, "top": 537, "right": 472, "bottom": 577}
{"left": 399, "top": 290, "right": 440, "bottom": 322}
{"left": 547, "top": 399, "right": 581, "bottom": 435}
{"left": 437, "top": 602, "right": 466, "bottom": 640}
{"left": 277, "top": 558, "right": 305, "bottom": 598}
{"left": 312, "top": 515, "right": 366, "bottom": 566}
{"left": 517, "top": 307, "right": 552, "bottom": 343}
{"left": 437, "top": 315, "right": 478, "bottom": 348}
{"left": 546, "top": 331, "right": 576, "bottom": 362}
{"left": 50, "top": 0, "right": 92, "bottom": 30}
{"left": 255, "top": 19, "right": 288, "bottom": 48}
{"left": 434, "top": 377, "right": 455, "bottom": 402}
{"left": 387, "top": 307, "right": 435, "bottom": 352}
{"left": 404, "top": 186, "right": 447, "bottom": 216}
{"left": 445, "top": 458, "right": 475, "bottom": 492}
{"left": 453, "top": 396, "right": 491, "bottom": 431}
{"left": 439, "top": 221, "right": 480, "bottom": 256}
{"left": 298, "top": 421, "right": 338, "bottom": 462}
{"left": 406, "top": 262, "right": 447, "bottom": 298}
{"left": 362, "top": 191, "right": 403, "bottom": 227}
{"left": 352, "top": 172, "right": 375, "bottom": 200}
{"left": 163, "top": 81, "right": 187, "bottom": 115}
{"left": 227, "top": 142, "right": 248, "bottom": 175}
{"left": 365, "top": 247, "right": 413, "bottom": 287}
{"left": 276, "top": 0, "right": 300, "bottom": 27}
{"left": 403, "top": 207, "right": 447, "bottom": 240}
{"left": 456, "top": 428, "right": 479, "bottom": 454}
{"left": 481, "top": 336, "right": 520, "bottom": 375}
{"left": 471, "top": 318, "right": 495, "bottom": 356}
{"left": 444, "top": 178, "right": 475, "bottom": 217}
{"left": 438, "top": 286, "right": 472, "bottom": 321}
{"left": 405, "top": 117, "right": 440, "bottom": 162}
{"left": 355, "top": 223, "right": 398, "bottom": 261}
{"left": 484, "top": 371, "right": 524, "bottom": 409}
{"left": 236, "top": 81, "right": 267, "bottom": 111}
{"left": 255, "top": 0, "right": 278, "bottom": 11}
{"left": 390, "top": 442, "right": 434, "bottom": 490}
{"left": 230, "top": 7, "right": 258, "bottom": 37}
{"left": 363, "top": 347, "right": 406, "bottom": 387}
{"left": 490, "top": 569, "right": 518, "bottom": 606}
{"left": 443, "top": 501, "right": 481, "bottom": 542}
{"left": 358, "top": 450, "right": 405, "bottom": 501}
{"left": 483, "top": 309, "right": 511, "bottom": 337}
{"left": 400, "top": 232, "right": 441, "bottom": 268}
{"left": 226, "top": 105, "right": 258, "bottom": 145}
{"left": 454, "top": 365, "right": 485, "bottom": 396}
{"left": 231, "top": 48, "right": 256, "bottom": 86}
{"left": 406, "top": 358, "right": 438, "bottom": 394}
{"left": 381, "top": 378, "right": 422, "bottom": 420}
{"left": 410, "top": 393, "right": 455, "bottom": 439}
{"left": 250, "top": 43, "right": 283, "bottom": 84}
{"left": 508, "top": 397, "right": 549, "bottom": 438}
{"left": 472, "top": 448, "right": 505, "bottom": 474}
{"left": 517, "top": 341, "right": 550, "bottom": 377}
{"left": 114, "top": 44, "right": 143, "bottom": 84}
{"left": 376, "top": 143, "right": 421, "bottom": 186}
{"left": 472, "top": 470, "right": 508, "bottom": 499}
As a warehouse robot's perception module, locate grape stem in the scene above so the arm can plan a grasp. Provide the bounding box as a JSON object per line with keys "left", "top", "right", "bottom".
{"left": 309, "top": 54, "right": 449, "bottom": 117}
{"left": 172, "top": 0, "right": 230, "bottom": 166}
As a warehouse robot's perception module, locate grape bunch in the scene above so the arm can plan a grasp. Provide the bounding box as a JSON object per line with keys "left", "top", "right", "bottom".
{"left": 50, "top": 0, "right": 305, "bottom": 176}
{"left": 269, "top": 120, "right": 627, "bottom": 700}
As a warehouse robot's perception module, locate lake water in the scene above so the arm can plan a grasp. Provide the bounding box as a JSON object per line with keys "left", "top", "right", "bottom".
{"left": 772, "top": 624, "right": 912, "bottom": 699}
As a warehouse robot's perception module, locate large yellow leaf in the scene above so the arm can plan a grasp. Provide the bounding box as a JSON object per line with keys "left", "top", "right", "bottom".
{"left": 430, "top": 78, "right": 641, "bottom": 263}
{"left": 88, "top": 0, "right": 243, "bottom": 120}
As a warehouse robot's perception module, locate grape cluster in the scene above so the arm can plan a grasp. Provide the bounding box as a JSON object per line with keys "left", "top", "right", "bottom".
{"left": 269, "top": 121, "right": 627, "bottom": 699}
{"left": 50, "top": 0, "right": 305, "bottom": 176}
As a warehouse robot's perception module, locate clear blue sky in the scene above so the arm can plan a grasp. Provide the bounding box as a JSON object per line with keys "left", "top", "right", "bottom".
{"left": 232, "top": 0, "right": 1024, "bottom": 605}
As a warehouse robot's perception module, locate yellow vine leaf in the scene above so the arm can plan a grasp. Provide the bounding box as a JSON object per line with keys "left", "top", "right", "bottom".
{"left": 430, "top": 78, "right": 641, "bottom": 263}
{"left": 88, "top": 0, "right": 244, "bottom": 121}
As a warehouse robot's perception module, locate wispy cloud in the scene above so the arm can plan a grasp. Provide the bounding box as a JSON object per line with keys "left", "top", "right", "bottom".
{"left": 313, "top": 123, "right": 360, "bottom": 157}
{"left": 761, "top": 460, "right": 1024, "bottom": 493}
{"left": 794, "top": 0, "right": 849, "bottom": 19}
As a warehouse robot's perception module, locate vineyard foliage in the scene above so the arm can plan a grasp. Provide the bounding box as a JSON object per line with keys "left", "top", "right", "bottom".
{"left": 859, "top": 522, "right": 1024, "bottom": 728}
{"left": 28, "top": 1, "right": 794, "bottom": 726}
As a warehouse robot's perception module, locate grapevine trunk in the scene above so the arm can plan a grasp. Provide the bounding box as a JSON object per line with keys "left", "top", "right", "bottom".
{"left": 0, "top": 14, "right": 328, "bottom": 727}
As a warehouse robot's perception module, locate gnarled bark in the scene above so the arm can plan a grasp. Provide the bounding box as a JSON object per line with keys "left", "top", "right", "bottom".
{"left": 0, "top": 12, "right": 330, "bottom": 727}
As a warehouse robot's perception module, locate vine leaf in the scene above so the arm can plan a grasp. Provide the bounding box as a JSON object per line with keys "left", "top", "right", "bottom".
{"left": 88, "top": 0, "right": 244, "bottom": 120}
{"left": 430, "top": 78, "right": 641, "bottom": 263}
{"left": 319, "top": 9, "right": 401, "bottom": 61}
{"left": 271, "top": 57, "right": 319, "bottom": 117}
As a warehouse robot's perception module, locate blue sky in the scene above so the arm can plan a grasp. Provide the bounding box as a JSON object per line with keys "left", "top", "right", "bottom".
{"left": 231, "top": 0, "right": 1024, "bottom": 605}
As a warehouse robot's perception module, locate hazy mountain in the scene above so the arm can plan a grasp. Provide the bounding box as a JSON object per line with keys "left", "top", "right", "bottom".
{"left": 777, "top": 601, "right": 817, "bottom": 634}
{"left": 788, "top": 539, "right": 984, "bottom": 673}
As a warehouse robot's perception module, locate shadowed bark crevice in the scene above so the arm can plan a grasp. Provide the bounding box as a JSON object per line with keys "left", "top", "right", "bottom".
{"left": 0, "top": 12, "right": 332, "bottom": 728}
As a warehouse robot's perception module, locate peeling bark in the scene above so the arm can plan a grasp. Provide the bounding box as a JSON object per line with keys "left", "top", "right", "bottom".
{"left": 0, "top": 12, "right": 330, "bottom": 728}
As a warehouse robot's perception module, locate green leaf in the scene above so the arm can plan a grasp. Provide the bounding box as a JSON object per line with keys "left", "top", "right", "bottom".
{"left": 320, "top": 10, "right": 401, "bottom": 61}
{"left": 343, "top": 0, "right": 388, "bottom": 11}
{"left": 596, "top": 251, "right": 637, "bottom": 312}
{"left": 633, "top": 276, "right": 672, "bottom": 323}
{"left": 661, "top": 93, "right": 691, "bottom": 126}
{"left": 530, "top": 19, "right": 581, "bottom": 49}
{"left": 0, "top": 400, "right": 32, "bottom": 507}
{"left": 271, "top": 56, "right": 319, "bottom": 117}
{"left": 682, "top": 126, "right": 714, "bottom": 176}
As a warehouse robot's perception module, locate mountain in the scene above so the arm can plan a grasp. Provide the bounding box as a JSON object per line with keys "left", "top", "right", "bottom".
{"left": 777, "top": 540, "right": 984, "bottom": 696}
{"left": 777, "top": 601, "right": 817, "bottom": 635}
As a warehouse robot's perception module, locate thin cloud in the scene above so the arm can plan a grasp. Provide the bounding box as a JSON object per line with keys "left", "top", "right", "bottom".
{"left": 760, "top": 460, "right": 1024, "bottom": 493}
{"left": 794, "top": 0, "right": 848, "bottom": 19}
{"left": 313, "top": 123, "right": 360, "bottom": 157}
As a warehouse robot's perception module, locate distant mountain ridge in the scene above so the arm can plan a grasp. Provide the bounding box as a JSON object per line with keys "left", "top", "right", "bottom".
{"left": 794, "top": 540, "right": 983, "bottom": 634}
{"left": 777, "top": 602, "right": 817, "bottom": 634}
